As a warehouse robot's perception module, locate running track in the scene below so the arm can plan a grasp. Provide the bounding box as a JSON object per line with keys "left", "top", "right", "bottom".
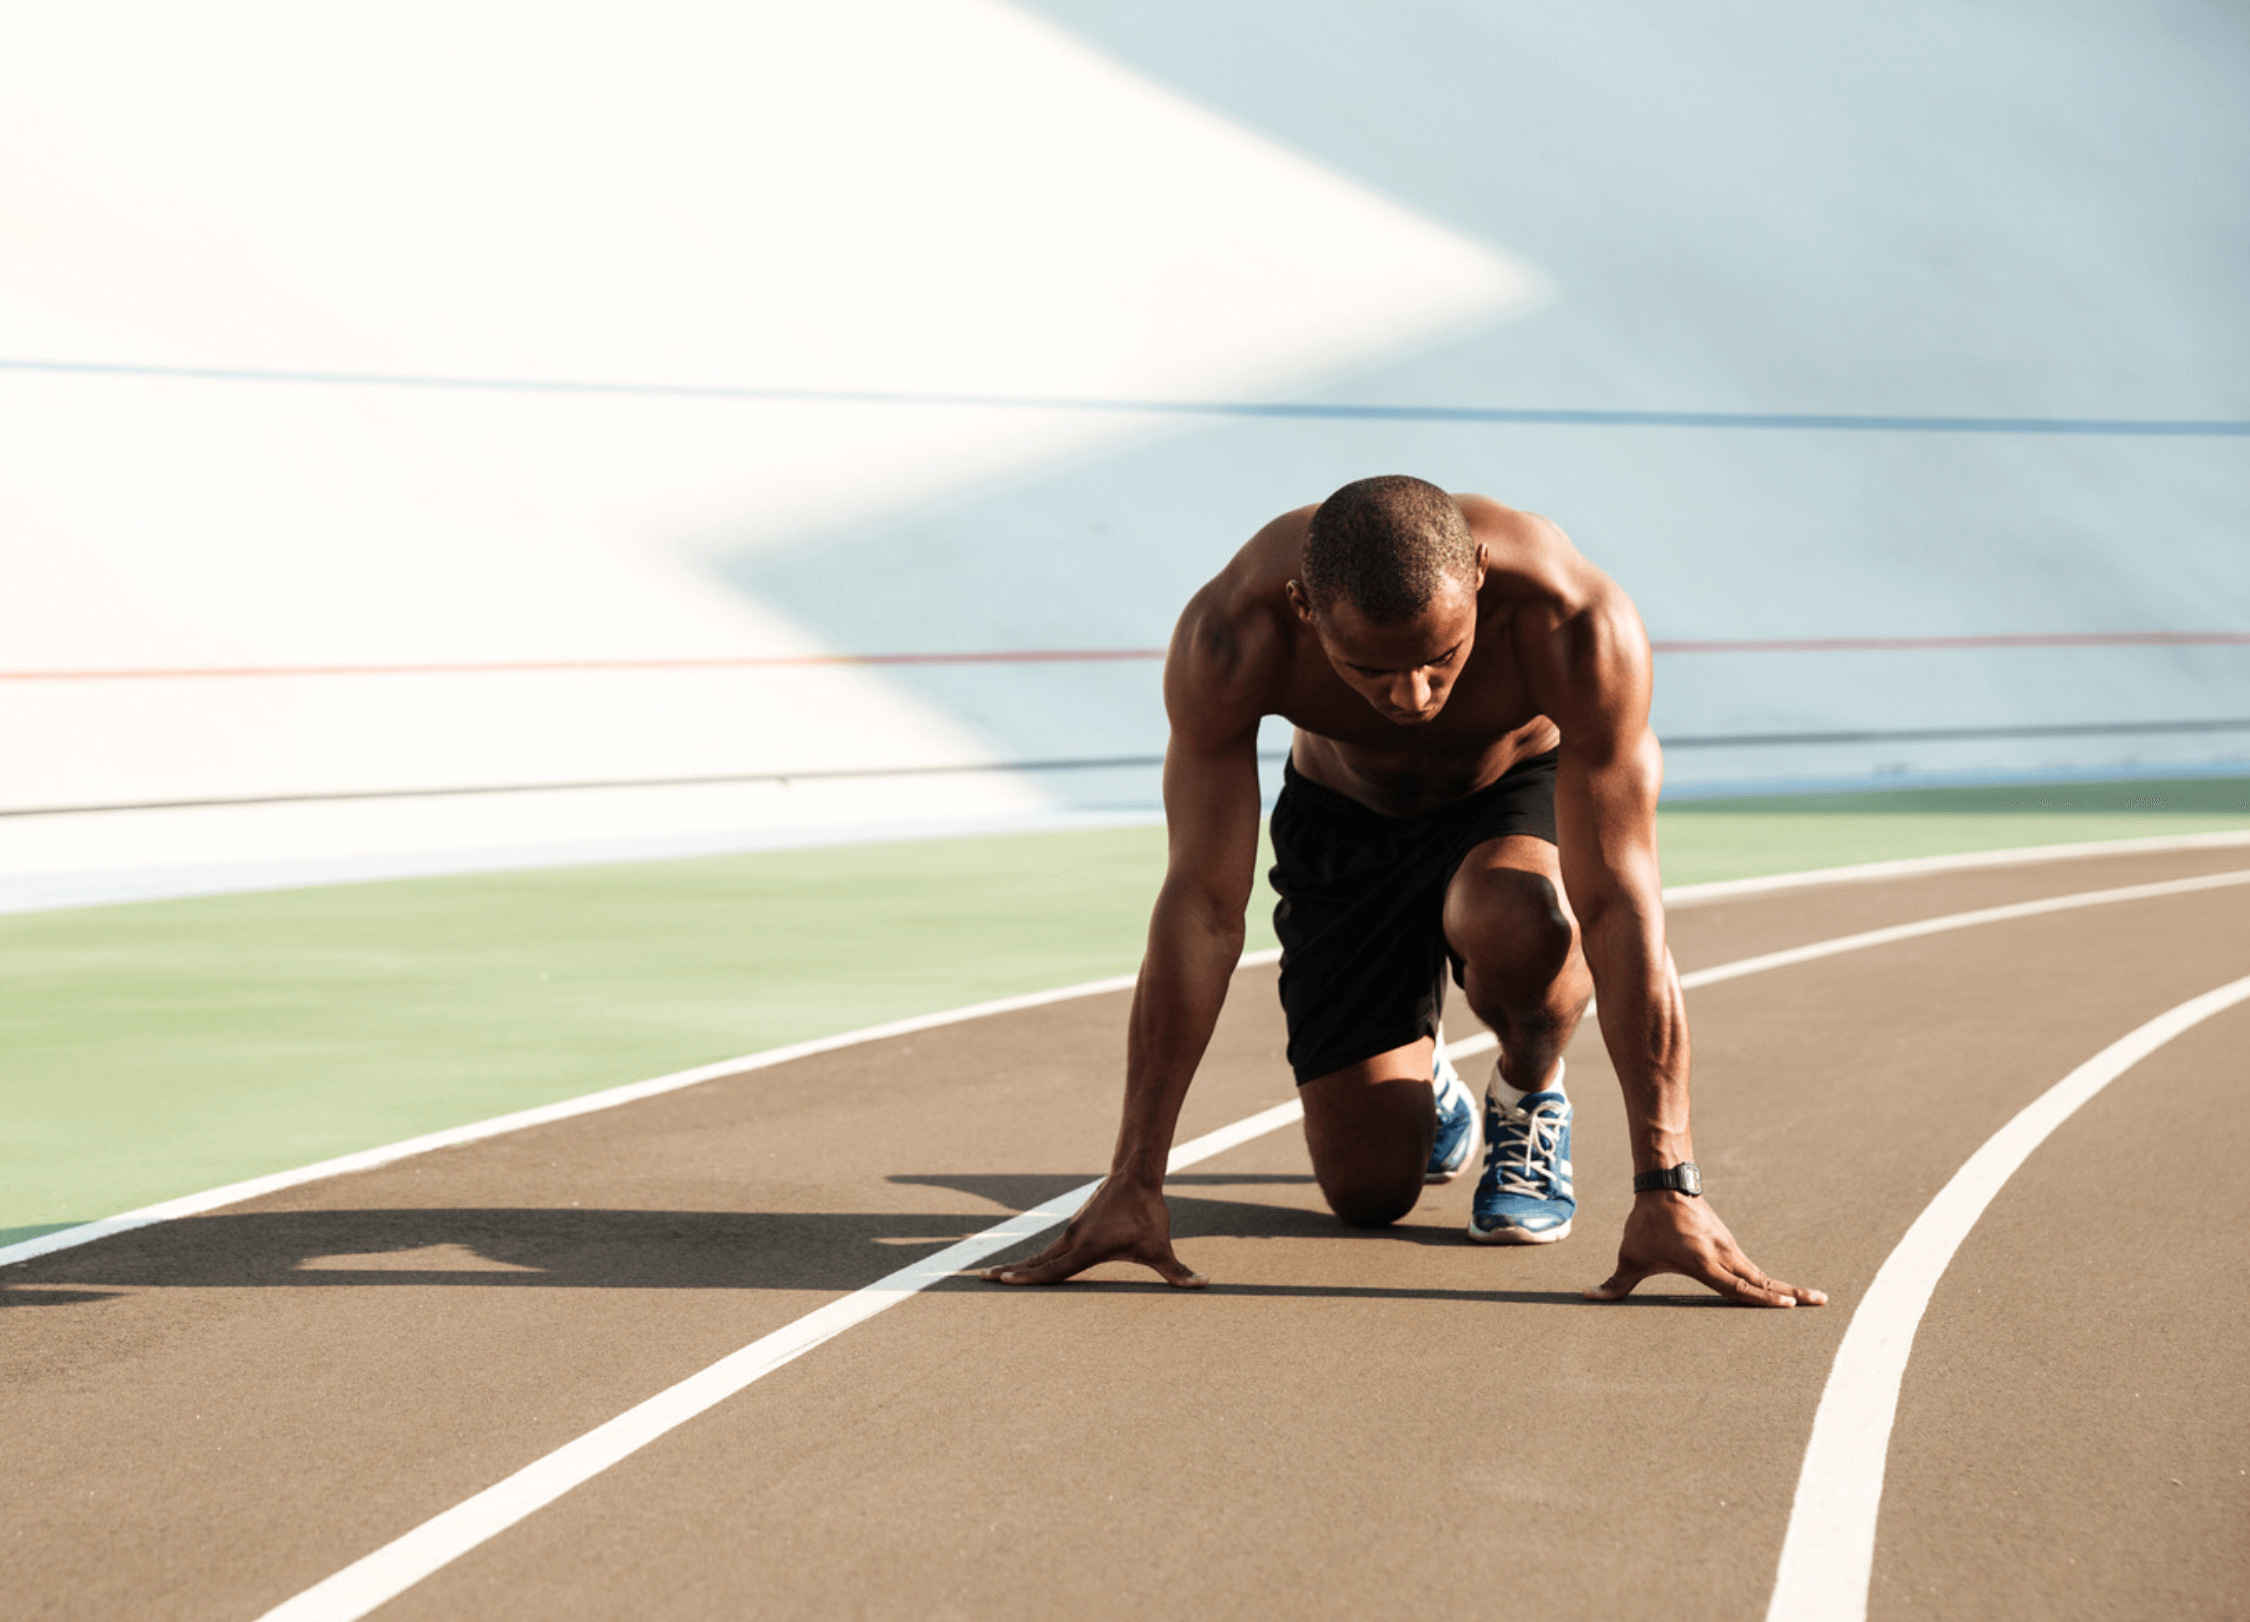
{"left": 3, "top": 838, "right": 2246, "bottom": 1621}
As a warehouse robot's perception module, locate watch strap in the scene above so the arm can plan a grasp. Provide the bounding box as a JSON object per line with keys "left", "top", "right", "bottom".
{"left": 1633, "top": 1162, "right": 1702, "bottom": 1196}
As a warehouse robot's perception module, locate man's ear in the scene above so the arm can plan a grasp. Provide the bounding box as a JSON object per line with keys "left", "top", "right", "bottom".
{"left": 1471, "top": 541, "right": 1489, "bottom": 589}
{"left": 1284, "top": 579, "right": 1320, "bottom": 627}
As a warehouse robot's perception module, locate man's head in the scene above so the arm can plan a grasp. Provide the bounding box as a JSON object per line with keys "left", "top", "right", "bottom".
{"left": 1288, "top": 475, "right": 1485, "bottom": 726}
{"left": 1298, "top": 475, "right": 1479, "bottom": 625}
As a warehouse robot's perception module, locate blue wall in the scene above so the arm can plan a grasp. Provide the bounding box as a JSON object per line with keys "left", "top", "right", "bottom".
{"left": 725, "top": 0, "right": 2250, "bottom": 801}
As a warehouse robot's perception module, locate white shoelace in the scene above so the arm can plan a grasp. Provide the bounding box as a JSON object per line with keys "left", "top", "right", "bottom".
{"left": 1490, "top": 1097, "right": 1569, "bottom": 1196}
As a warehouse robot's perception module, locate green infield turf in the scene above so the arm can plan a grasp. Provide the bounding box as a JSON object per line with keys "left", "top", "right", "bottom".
{"left": 3, "top": 774, "right": 2245, "bottom": 1244}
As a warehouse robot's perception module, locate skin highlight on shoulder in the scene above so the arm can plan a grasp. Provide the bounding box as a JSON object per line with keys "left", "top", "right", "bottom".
{"left": 1161, "top": 517, "right": 1307, "bottom": 747}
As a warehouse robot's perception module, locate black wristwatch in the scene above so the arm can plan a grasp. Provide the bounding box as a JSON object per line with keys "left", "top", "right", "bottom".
{"left": 1634, "top": 1162, "right": 1702, "bottom": 1196}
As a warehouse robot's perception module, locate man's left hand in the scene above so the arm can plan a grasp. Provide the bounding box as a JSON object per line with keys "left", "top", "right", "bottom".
{"left": 1585, "top": 1193, "right": 1826, "bottom": 1308}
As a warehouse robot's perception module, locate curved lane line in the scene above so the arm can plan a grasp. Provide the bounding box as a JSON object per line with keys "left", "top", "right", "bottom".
{"left": 1441, "top": 867, "right": 2250, "bottom": 1064}
{"left": 1764, "top": 973, "right": 2250, "bottom": 1622}
{"left": 1662, "top": 829, "right": 2250, "bottom": 908}
{"left": 244, "top": 866, "right": 2250, "bottom": 1622}
{"left": 1673, "top": 868, "right": 2250, "bottom": 991}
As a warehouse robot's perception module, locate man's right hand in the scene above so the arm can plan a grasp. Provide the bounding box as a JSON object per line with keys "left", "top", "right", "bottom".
{"left": 977, "top": 1175, "right": 1208, "bottom": 1288}
{"left": 978, "top": 572, "right": 1267, "bottom": 1294}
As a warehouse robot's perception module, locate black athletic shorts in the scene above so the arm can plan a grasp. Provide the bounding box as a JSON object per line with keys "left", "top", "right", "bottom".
{"left": 1269, "top": 750, "right": 1560, "bottom": 1084}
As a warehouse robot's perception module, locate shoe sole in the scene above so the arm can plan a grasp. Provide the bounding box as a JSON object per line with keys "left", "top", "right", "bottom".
{"left": 1464, "top": 1216, "right": 1573, "bottom": 1245}
{"left": 1424, "top": 1101, "right": 1483, "bottom": 1185}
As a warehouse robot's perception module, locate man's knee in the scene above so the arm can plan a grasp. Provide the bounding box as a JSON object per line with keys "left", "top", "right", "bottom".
{"left": 1317, "top": 1165, "right": 1423, "bottom": 1228}
{"left": 1446, "top": 862, "right": 1578, "bottom": 998}
{"left": 1300, "top": 1063, "right": 1434, "bottom": 1229}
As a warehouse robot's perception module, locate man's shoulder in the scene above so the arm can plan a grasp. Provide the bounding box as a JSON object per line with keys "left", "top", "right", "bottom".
{"left": 1183, "top": 505, "right": 1317, "bottom": 639}
{"left": 1456, "top": 493, "right": 1627, "bottom": 627}
{"left": 1457, "top": 494, "right": 1575, "bottom": 575}
{"left": 1172, "top": 553, "right": 1291, "bottom": 685}
{"left": 1163, "top": 510, "right": 1311, "bottom": 733}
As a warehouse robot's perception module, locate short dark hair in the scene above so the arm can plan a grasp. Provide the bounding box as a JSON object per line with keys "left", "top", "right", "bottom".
{"left": 1300, "top": 475, "right": 1477, "bottom": 623}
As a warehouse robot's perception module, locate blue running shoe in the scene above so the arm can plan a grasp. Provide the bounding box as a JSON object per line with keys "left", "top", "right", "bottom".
{"left": 1467, "top": 1068, "right": 1574, "bottom": 1244}
{"left": 1425, "top": 1039, "right": 1480, "bottom": 1184}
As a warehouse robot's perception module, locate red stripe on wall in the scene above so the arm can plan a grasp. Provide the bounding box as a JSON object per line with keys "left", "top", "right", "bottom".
{"left": 0, "top": 631, "right": 2243, "bottom": 682}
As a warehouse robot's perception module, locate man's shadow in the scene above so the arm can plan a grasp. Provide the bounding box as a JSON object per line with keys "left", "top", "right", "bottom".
{"left": 0, "top": 1171, "right": 1723, "bottom": 1307}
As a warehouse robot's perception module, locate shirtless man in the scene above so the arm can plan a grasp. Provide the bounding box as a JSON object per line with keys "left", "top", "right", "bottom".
{"left": 981, "top": 475, "right": 1823, "bottom": 1307}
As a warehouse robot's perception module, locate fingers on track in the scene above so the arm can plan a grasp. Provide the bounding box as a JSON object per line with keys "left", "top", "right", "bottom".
{"left": 978, "top": 1247, "right": 1085, "bottom": 1285}
{"left": 1584, "top": 1266, "right": 1645, "bottom": 1301}
{"left": 977, "top": 1247, "right": 1209, "bottom": 1288}
{"left": 1584, "top": 1265, "right": 1823, "bottom": 1307}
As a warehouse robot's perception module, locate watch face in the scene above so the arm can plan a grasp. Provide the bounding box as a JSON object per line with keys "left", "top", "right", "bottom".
{"left": 1635, "top": 1163, "right": 1703, "bottom": 1195}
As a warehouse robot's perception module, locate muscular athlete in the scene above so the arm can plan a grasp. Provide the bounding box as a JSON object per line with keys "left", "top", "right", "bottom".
{"left": 982, "top": 476, "right": 1823, "bottom": 1308}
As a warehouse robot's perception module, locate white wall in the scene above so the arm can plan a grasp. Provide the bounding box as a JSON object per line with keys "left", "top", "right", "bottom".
{"left": 2, "top": 0, "right": 2244, "bottom": 906}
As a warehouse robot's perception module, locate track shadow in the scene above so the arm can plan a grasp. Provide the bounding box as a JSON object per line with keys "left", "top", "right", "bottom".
{"left": 889, "top": 1171, "right": 1316, "bottom": 1213}
{"left": 998, "top": 1280, "right": 1743, "bottom": 1309}
{"left": 0, "top": 1169, "right": 1595, "bottom": 1301}
{"left": 0, "top": 1190, "right": 1358, "bottom": 1295}
{"left": 888, "top": 1171, "right": 1494, "bottom": 1254}
{"left": 0, "top": 1287, "right": 125, "bottom": 1308}
{"left": 4, "top": 1208, "right": 1019, "bottom": 1293}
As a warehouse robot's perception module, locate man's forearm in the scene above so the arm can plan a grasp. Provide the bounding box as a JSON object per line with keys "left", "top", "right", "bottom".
{"left": 1582, "top": 903, "right": 1694, "bottom": 1175}
{"left": 1110, "top": 884, "right": 1247, "bottom": 1185}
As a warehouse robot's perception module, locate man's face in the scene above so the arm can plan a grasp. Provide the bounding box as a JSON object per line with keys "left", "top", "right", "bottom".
{"left": 1300, "top": 575, "right": 1481, "bottom": 727}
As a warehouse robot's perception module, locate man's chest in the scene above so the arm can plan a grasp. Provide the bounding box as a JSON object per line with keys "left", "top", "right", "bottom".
{"left": 1273, "top": 654, "right": 1543, "bottom": 750}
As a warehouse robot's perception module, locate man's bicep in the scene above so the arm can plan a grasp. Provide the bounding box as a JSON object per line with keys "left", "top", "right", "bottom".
{"left": 1555, "top": 731, "right": 1665, "bottom": 924}
{"left": 1156, "top": 583, "right": 1275, "bottom": 921}
{"left": 1159, "top": 730, "right": 1264, "bottom": 922}
{"left": 1510, "top": 561, "right": 1661, "bottom": 905}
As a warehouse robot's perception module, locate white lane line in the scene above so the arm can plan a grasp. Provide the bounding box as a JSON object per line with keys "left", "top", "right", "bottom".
{"left": 1661, "top": 827, "right": 2250, "bottom": 908}
{"left": 252, "top": 1097, "right": 1306, "bottom": 1622}
{"left": 1675, "top": 867, "right": 2250, "bottom": 990}
{"left": 12, "top": 833, "right": 2242, "bottom": 1272}
{"left": 251, "top": 865, "right": 2250, "bottom": 1622}
{"left": 1764, "top": 973, "right": 2250, "bottom": 1622}
{"left": 1441, "top": 867, "right": 2250, "bottom": 1065}
{"left": 0, "top": 955, "right": 1279, "bottom": 1273}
